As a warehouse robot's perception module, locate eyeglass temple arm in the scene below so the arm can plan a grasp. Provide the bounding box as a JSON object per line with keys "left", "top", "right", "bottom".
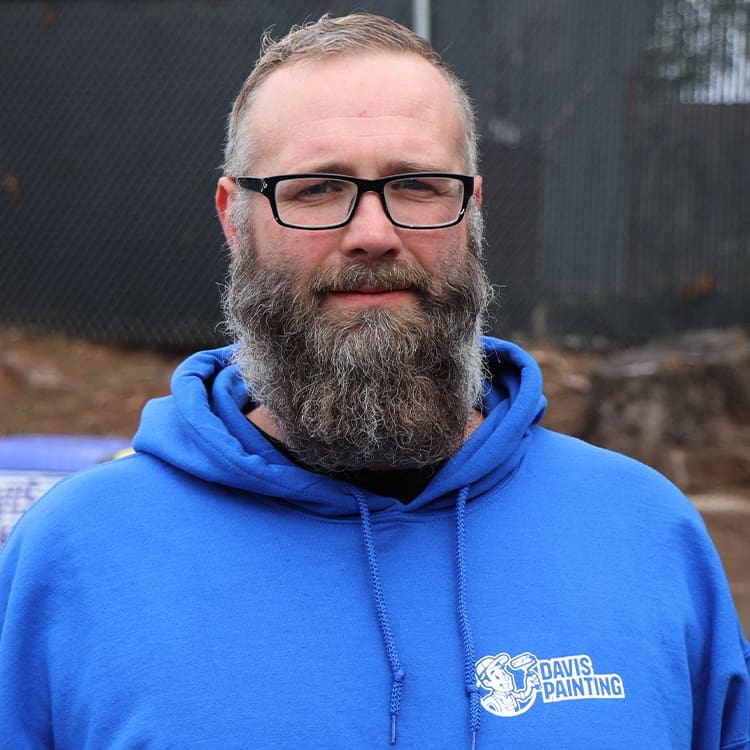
{"left": 235, "top": 177, "right": 266, "bottom": 194}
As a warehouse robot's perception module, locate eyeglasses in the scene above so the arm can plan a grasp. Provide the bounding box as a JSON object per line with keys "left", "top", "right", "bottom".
{"left": 234, "top": 172, "right": 475, "bottom": 230}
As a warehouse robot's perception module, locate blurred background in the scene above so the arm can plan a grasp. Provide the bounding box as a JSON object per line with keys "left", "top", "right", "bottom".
{"left": 3, "top": 0, "right": 750, "bottom": 346}
{"left": 1, "top": 0, "right": 749, "bottom": 622}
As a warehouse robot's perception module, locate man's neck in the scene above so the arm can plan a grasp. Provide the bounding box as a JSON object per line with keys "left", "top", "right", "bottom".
{"left": 246, "top": 406, "right": 484, "bottom": 502}
{"left": 247, "top": 405, "right": 284, "bottom": 441}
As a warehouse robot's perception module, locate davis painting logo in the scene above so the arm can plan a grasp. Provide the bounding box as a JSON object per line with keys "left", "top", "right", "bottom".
{"left": 475, "top": 651, "right": 625, "bottom": 718}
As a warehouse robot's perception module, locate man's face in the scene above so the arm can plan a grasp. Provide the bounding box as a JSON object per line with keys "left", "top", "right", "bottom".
{"left": 219, "top": 52, "right": 491, "bottom": 474}
{"left": 221, "top": 51, "right": 481, "bottom": 306}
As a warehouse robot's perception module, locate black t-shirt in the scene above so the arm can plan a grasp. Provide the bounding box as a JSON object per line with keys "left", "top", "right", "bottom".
{"left": 252, "top": 423, "right": 443, "bottom": 503}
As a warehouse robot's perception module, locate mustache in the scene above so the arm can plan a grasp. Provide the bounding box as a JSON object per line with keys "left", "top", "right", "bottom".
{"left": 308, "top": 262, "right": 434, "bottom": 296}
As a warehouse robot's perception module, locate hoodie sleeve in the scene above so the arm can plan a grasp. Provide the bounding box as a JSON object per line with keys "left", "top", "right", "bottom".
{"left": 725, "top": 629, "right": 750, "bottom": 749}
{"left": 717, "top": 625, "right": 750, "bottom": 749}
{"left": 687, "top": 520, "right": 750, "bottom": 749}
{"left": 0, "top": 519, "right": 56, "bottom": 748}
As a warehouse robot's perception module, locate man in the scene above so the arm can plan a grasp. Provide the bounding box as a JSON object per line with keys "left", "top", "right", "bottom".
{"left": 0, "top": 12, "right": 748, "bottom": 750}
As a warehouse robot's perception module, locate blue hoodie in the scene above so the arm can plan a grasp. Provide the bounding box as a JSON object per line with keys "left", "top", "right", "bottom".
{"left": 1, "top": 338, "right": 748, "bottom": 749}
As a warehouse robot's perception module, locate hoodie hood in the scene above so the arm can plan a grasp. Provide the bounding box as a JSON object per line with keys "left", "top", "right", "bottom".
{"left": 133, "top": 337, "right": 546, "bottom": 516}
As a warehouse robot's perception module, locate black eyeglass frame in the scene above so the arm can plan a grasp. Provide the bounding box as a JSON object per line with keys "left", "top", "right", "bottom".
{"left": 233, "top": 172, "right": 476, "bottom": 230}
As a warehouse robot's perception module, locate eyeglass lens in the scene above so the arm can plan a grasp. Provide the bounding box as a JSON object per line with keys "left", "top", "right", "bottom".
{"left": 274, "top": 176, "right": 465, "bottom": 228}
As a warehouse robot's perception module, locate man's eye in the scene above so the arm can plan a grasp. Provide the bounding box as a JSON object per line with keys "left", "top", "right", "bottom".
{"left": 296, "top": 180, "right": 342, "bottom": 199}
{"left": 391, "top": 178, "right": 435, "bottom": 193}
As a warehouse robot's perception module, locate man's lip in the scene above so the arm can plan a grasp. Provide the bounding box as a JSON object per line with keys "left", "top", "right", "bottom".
{"left": 322, "top": 287, "right": 416, "bottom": 306}
{"left": 346, "top": 286, "right": 406, "bottom": 294}
{"left": 322, "top": 284, "right": 413, "bottom": 295}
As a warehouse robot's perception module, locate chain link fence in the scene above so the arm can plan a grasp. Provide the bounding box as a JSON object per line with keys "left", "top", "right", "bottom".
{"left": 2, "top": 0, "right": 749, "bottom": 346}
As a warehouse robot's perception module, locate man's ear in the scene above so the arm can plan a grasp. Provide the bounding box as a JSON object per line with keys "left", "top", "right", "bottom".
{"left": 216, "top": 176, "right": 242, "bottom": 254}
{"left": 473, "top": 175, "right": 483, "bottom": 208}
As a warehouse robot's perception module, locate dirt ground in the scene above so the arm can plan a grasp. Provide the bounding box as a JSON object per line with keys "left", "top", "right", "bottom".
{"left": 1, "top": 321, "right": 749, "bottom": 497}
{"left": 0, "top": 321, "right": 746, "bottom": 482}
{"left": 0, "top": 324, "right": 185, "bottom": 437}
{"left": 0, "top": 322, "right": 601, "bottom": 440}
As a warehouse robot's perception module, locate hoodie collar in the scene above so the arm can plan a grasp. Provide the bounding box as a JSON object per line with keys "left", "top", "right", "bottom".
{"left": 133, "top": 337, "right": 546, "bottom": 517}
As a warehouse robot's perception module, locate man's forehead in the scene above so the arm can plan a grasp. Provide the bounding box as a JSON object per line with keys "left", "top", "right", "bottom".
{"left": 255, "top": 52, "right": 455, "bottom": 117}
{"left": 244, "top": 52, "right": 465, "bottom": 173}
{"left": 265, "top": 49, "right": 444, "bottom": 87}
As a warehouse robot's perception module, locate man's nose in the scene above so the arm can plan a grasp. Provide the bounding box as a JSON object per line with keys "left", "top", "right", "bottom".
{"left": 339, "top": 191, "right": 401, "bottom": 259}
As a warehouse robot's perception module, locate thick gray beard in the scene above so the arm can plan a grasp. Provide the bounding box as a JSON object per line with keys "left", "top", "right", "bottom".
{"left": 223, "top": 231, "right": 492, "bottom": 473}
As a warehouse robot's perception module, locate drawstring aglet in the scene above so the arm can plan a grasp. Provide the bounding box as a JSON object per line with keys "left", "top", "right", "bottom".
{"left": 390, "top": 713, "right": 398, "bottom": 745}
{"left": 470, "top": 728, "right": 477, "bottom": 750}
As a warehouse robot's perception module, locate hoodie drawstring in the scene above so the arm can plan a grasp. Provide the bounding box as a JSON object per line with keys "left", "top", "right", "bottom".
{"left": 353, "top": 486, "right": 479, "bottom": 749}
{"left": 456, "top": 485, "right": 481, "bottom": 749}
{"left": 354, "top": 489, "right": 406, "bottom": 745}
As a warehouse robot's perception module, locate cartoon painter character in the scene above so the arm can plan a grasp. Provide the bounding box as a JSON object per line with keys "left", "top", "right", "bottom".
{"left": 475, "top": 652, "right": 542, "bottom": 717}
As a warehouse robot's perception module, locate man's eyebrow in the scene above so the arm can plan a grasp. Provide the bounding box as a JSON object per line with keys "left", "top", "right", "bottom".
{"left": 386, "top": 161, "right": 452, "bottom": 174}
{"left": 292, "top": 160, "right": 455, "bottom": 176}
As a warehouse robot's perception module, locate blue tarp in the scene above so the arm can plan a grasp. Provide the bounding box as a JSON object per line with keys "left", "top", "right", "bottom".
{"left": 0, "top": 434, "right": 131, "bottom": 546}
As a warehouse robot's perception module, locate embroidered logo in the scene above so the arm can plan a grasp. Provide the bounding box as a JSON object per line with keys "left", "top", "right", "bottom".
{"left": 475, "top": 651, "right": 625, "bottom": 718}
